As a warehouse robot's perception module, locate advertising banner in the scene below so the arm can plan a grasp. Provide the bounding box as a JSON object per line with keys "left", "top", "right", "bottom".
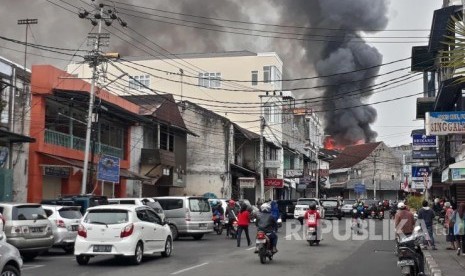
{"left": 238, "top": 177, "right": 256, "bottom": 188}
{"left": 412, "top": 150, "right": 437, "bottom": 159}
{"left": 451, "top": 168, "right": 465, "bottom": 181}
{"left": 426, "top": 111, "right": 465, "bottom": 135}
{"left": 264, "top": 178, "right": 284, "bottom": 188}
{"left": 412, "top": 134, "right": 437, "bottom": 147}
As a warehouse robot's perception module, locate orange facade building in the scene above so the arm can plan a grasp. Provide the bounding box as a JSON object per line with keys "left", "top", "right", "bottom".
{"left": 28, "top": 65, "right": 146, "bottom": 202}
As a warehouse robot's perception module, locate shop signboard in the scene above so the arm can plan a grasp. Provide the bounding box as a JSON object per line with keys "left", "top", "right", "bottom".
{"left": 238, "top": 177, "right": 256, "bottom": 188}
{"left": 412, "top": 135, "right": 437, "bottom": 147}
{"left": 426, "top": 111, "right": 465, "bottom": 135}
{"left": 264, "top": 178, "right": 284, "bottom": 188}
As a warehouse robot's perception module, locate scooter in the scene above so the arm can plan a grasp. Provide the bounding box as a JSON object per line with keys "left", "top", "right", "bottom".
{"left": 255, "top": 231, "right": 275, "bottom": 264}
{"left": 306, "top": 213, "right": 320, "bottom": 246}
{"left": 212, "top": 215, "right": 224, "bottom": 235}
{"left": 397, "top": 226, "right": 425, "bottom": 276}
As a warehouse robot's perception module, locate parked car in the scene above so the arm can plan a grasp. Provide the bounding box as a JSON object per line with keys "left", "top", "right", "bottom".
{"left": 154, "top": 196, "right": 213, "bottom": 240}
{"left": 41, "top": 195, "right": 109, "bottom": 214}
{"left": 293, "top": 198, "right": 325, "bottom": 225}
{"left": 74, "top": 205, "right": 172, "bottom": 266}
{"left": 341, "top": 200, "right": 356, "bottom": 216}
{"left": 0, "top": 203, "right": 54, "bottom": 260}
{"left": 107, "top": 198, "right": 165, "bottom": 221}
{"left": 0, "top": 240, "right": 23, "bottom": 276}
{"left": 42, "top": 205, "right": 82, "bottom": 253}
{"left": 320, "top": 199, "right": 342, "bottom": 220}
{"left": 0, "top": 211, "right": 5, "bottom": 242}
{"left": 276, "top": 200, "right": 297, "bottom": 222}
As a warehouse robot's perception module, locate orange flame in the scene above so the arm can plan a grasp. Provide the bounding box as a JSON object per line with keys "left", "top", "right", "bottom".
{"left": 324, "top": 137, "right": 365, "bottom": 150}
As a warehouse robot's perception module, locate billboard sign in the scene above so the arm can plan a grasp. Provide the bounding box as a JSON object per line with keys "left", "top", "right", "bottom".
{"left": 412, "top": 150, "right": 437, "bottom": 159}
{"left": 411, "top": 166, "right": 430, "bottom": 181}
{"left": 238, "top": 177, "right": 256, "bottom": 188}
{"left": 425, "top": 111, "right": 465, "bottom": 135}
{"left": 451, "top": 168, "right": 465, "bottom": 181}
{"left": 264, "top": 178, "right": 284, "bottom": 188}
{"left": 412, "top": 134, "right": 437, "bottom": 147}
{"left": 97, "top": 155, "right": 120, "bottom": 183}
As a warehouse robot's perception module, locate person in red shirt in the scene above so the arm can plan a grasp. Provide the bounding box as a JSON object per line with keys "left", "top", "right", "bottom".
{"left": 304, "top": 203, "right": 321, "bottom": 227}
{"left": 236, "top": 203, "right": 251, "bottom": 247}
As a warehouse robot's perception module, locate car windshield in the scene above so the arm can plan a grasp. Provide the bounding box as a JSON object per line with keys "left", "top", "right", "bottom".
{"left": 12, "top": 205, "right": 48, "bottom": 220}
{"left": 59, "top": 208, "right": 82, "bottom": 219}
{"left": 84, "top": 209, "right": 128, "bottom": 224}
{"left": 189, "top": 198, "right": 210, "bottom": 212}
{"left": 322, "top": 201, "right": 338, "bottom": 207}
{"left": 297, "top": 199, "right": 317, "bottom": 206}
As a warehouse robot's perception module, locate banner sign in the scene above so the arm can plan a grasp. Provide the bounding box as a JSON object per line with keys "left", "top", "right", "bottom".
{"left": 412, "top": 150, "right": 437, "bottom": 159}
{"left": 97, "top": 155, "right": 120, "bottom": 183}
{"left": 284, "top": 169, "right": 303, "bottom": 178}
{"left": 264, "top": 178, "right": 284, "bottom": 188}
{"left": 411, "top": 166, "right": 430, "bottom": 181}
{"left": 354, "top": 183, "right": 366, "bottom": 194}
{"left": 426, "top": 112, "right": 465, "bottom": 135}
{"left": 451, "top": 168, "right": 465, "bottom": 181}
{"left": 42, "top": 166, "right": 71, "bottom": 178}
{"left": 238, "top": 177, "right": 256, "bottom": 188}
{"left": 412, "top": 134, "right": 437, "bottom": 147}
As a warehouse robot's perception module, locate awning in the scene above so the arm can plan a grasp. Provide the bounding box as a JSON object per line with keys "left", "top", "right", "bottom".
{"left": 40, "top": 153, "right": 149, "bottom": 180}
{"left": 448, "top": 159, "right": 465, "bottom": 169}
{"left": 230, "top": 163, "right": 257, "bottom": 176}
{"left": 428, "top": 5, "right": 461, "bottom": 53}
{"left": 0, "top": 129, "right": 35, "bottom": 145}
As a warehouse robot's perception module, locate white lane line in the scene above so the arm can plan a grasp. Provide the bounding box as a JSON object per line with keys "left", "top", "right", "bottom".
{"left": 171, "top": 262, "right": 209, "bottom": 275}
{"left": 246, "top": 247, "right": 256, "bottom": 251}
{"left": 22, "top": 265, "right": 45, "bottom": 270}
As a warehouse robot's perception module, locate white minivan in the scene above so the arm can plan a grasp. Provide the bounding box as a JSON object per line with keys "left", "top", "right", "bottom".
{"left": 154, "top": 196, "right": 213, "bottom": 240}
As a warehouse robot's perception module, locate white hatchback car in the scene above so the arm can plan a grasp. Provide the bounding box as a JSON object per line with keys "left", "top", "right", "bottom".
{"left": 0, "top": 212, "right": 5, "bottom": 242}
{"left": 74, "top": 205, "right": 172, "bottom": 265}
{"left": 42, "top": 205, "right": 82, "bottom": 253}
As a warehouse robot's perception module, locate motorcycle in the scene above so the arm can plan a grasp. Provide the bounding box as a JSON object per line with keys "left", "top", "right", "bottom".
{"left": 306, "top": 212, "right": 320, "bottom": 246}
{"left": 212, "top": 215, "right": 224, "bottom": 235}
{"left": 255, "top": 230, "right": 275, "bottom": 264}
{"left": 397, "top": 226, "right": 425, "bottom": 276}
{"left": 351, "top": 209, "right": 363, "bottom": 235}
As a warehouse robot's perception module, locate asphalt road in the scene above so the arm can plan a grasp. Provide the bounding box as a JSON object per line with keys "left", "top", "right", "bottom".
{"left": 22, "top": 218, "right": 402, "bottom": 276}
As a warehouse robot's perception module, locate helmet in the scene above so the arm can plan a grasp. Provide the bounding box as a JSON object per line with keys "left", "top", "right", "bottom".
{"left": 397, "top": 202, "right": 406, "bottom": 209}
{"left": 229, "top": 200, "right": 235, "bottom": 207}
{"left": 260, "top": 203, "right": 271, "bottom": 212}
{"left": 211, "top": 200, "right": 217, "bottom": 206}
{"left": 309, "top": 203, "right": 317, "bottom": 210}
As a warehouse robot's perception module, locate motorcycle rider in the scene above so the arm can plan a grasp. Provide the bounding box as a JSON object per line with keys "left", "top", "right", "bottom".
{"left": 304, "top": 202, "right": 321, "bottom": 240}
{"left": 255, "top": 202, "right": 278, "bottom": 253}
{"left": 225, "top": 199, "right": 239, "bottom": 237}
{"left": 394, "top": 202, "right": 415, "bottom": 238}
{"left": 211, "top": 200, "right": 224, "bottom": 225}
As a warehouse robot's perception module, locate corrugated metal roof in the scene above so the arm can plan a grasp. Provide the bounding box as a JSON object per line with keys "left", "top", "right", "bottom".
{"left": 329, "top": 142, "right": 381, "bottom": 170}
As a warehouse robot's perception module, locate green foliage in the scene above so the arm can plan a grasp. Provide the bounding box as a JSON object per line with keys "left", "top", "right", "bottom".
{"left": 405, "top": 194, "right": 424, "bottom": 212}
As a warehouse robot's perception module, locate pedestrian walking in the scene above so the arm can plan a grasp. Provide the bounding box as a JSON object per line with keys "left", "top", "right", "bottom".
{"left": 236, "top": 203, "right": 251, "bottom": 247}
{"left": 444, "top": 202, "right": 456, "bottom": 250}
{"left": 452, "top": 202, "right": 465, "bottom": 256}
{"left": 418, "top": 200, "right": 437, "bottom": 250}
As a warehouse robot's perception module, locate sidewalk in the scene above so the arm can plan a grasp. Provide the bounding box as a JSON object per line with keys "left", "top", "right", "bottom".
{"left": 423, "top": 233, "right": 465, "bottom": 276}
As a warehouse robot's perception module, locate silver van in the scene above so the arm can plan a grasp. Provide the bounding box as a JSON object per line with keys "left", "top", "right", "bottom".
{"left": 154, "top": 196, "right": 213, "bottom": 240}
{"left": 0, "top": 203, "right": 54, "bottom": 260}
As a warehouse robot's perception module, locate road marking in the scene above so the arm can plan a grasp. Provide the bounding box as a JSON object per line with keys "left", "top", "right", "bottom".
{"left": 171, "top": 262, "right": 209, "bottom": 275}
{"left": 22, "top": 265, "right": 45, "bottom": 270}
{"left": 246, "top": 247, "right": 256, "bottom": 251}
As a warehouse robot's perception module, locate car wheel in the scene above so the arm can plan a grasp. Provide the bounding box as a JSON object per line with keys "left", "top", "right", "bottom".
{"left": 161, "top": 237, "right": 172, "bottom": 257}
{"left": 76, "top": 255, "right": 90, "bottom": 265}
{"left": 1, "top": 264, "right": 20, "bottom": 276}
{"left": 22, "top": 252, "right": 39, "bottom": 261}
{"left": 130, "top": 242, "right": 143, "bottom": 265}
{"left": 192, "top": 234, "right": 204, "bottom": 240}
{"left": 169, "top": 224, "right": 179, "bottom": 240}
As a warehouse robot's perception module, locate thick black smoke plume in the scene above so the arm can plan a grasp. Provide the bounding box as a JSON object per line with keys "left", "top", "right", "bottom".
{"left": 0, "top": 0, "right": 389, "bottom": 145}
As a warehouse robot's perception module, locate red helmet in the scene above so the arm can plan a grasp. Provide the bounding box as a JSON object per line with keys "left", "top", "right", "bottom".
{"left": 229, "top": 200, "right": 235, "bottom": 206}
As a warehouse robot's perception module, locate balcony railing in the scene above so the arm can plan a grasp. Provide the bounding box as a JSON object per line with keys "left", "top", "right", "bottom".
{"left": 44, "top": 129, "right": 123, "bottom": 158}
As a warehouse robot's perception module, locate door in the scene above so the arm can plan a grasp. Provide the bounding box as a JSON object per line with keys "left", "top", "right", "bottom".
{"left": 145, "top": 209, "right": 166, "bottom": 251}
{"left": 135, "top": 209, "right": 156, "bottom": 252}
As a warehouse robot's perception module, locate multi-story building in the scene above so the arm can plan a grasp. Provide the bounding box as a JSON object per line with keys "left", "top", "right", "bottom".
{"left": 27, "top": 65, "right": 148, "bottom": 202}
{"left": 0, "top": 56, "right": 35, "bottom": 202}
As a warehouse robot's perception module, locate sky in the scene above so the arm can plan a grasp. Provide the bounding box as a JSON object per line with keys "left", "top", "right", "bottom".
{"left": 0, "top": 0, "right": 445, "bottom": 147}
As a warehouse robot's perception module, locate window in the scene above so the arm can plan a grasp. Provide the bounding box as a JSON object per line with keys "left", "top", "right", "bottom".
{"left": 188, "top": 198, "right": 211, "bottom": 212}
{"left": 160, "top": 131, "right": 174, "bottom": 152}
{"left": 85, "top": 209, "right": 128, "bottom": 224}
{"left": 157, "top": 199, "right": 184, "bottom": 210}
{"left": 58, "top": 208, "right": 82, "bottom": 219}
{"left": 251, "top": 71, "right": 258, "bottom": 86}
{"left": 146, "top": 209, "right": 162, "bottom": 224}
{"left": 264, "top": 105, "right": 271, "bottom": 122}
{"left": 198, "top": 72, "right": 221, "bottom": 88}
{"left": 129, "top": 75, "right": 150, "bottom": 90}
{"left": 263, "top": 66, "right": 271, "bottom": 83}
{"left": 12, "top": 205, "right": 48, "bottom": 220}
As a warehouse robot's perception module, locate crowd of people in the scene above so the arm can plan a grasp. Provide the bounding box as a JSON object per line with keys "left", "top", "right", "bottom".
{"left": 394, "top": 198, "right": 465, "bottom": 256}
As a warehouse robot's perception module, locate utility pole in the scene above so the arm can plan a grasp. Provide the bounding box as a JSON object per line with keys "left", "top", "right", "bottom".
{"left": 259, "top": 95, "right": 265, "bottom": 201}
{"left": 78, "top": 3, "right": 126, "bottom": 195}
{"left": 17, "top": 18, "right": 37, "bottom": 134}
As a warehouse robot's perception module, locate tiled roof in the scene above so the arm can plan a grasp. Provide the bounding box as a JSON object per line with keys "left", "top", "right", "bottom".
{"left": 329, "top": 142, "right": 381, "bottom": 170}
{"left": 124, "top": 94, "right": 187, "bottom": 130}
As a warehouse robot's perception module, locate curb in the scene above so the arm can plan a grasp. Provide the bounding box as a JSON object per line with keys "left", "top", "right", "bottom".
{"left": 423, "top": 250, "right": 442, "bottom": 276}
